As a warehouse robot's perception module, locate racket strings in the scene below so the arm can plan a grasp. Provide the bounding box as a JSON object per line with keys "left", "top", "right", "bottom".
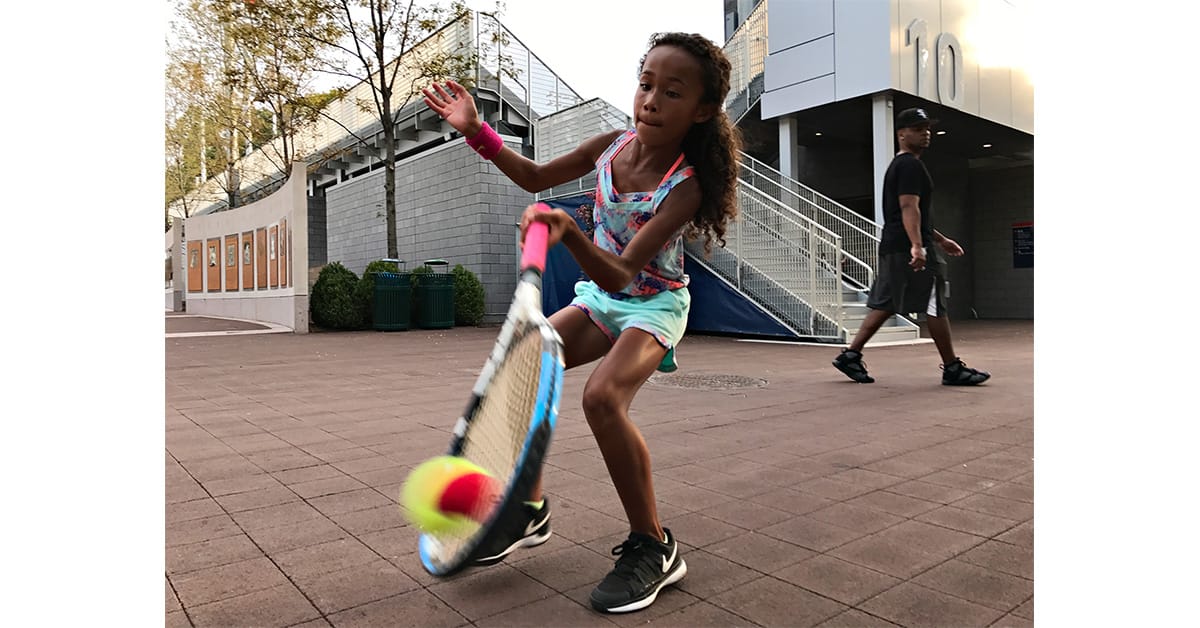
{"left": 463, "top": 324, "right": 543, "bottom": 479}
{"left": 429, "top": 324, "right": 546, "bottom": 561}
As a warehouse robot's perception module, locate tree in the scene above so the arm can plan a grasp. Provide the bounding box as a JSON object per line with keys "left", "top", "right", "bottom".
{"left": 164, "top": 51, "right": 225, "bottom": 221}
{"left": 296, "top": 0, "right": 502, "bottom": 259}
{"left": 164, "top": 100, "right": 202, "bottom": 227}
{"left": 167, "top": 0, "right": 254, "bottom": 211}
{"left": 165, "top": 0, "right": 514, "bottom": 244}
{"left": 166, "top": 0, "right": 341, "bottom": 214}
{"left": 211, "top": 0, "right": 344, "bottom": 176}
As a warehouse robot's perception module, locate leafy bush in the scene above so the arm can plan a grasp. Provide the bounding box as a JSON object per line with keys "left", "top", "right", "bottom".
{"left": 310, "top": 262, "right": 363, "bottom": 329}
{"left": 354, "top": 259, "right": 403, "bottom": 327}
{"left": 452, "top": 264, "right": 485, "bottom": 326}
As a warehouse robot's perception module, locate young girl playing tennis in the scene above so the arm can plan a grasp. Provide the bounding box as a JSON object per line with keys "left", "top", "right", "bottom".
{"left": 422, "top": 32, "right": 740, "bottom": 614}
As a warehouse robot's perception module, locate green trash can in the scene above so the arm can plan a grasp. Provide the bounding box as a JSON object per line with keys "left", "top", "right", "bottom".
{"left": 372, "top": 260, "right": 411, "bottom": 331}
{"left": 415, "top": 259, "right": 454, "bottom": 329}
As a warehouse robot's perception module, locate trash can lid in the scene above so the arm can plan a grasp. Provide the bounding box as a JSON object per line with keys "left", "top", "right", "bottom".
{"left": 423, "top": 259, "right": 448, "bottom": 266}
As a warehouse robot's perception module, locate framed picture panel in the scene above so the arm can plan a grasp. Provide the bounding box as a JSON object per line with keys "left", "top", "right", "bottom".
{"left": 279, "top": 218, "right": 288, "bottom": 287}
{"left": 224, "top": 234, "right": 238, "bottom": 291}
{"left": 268, "top": 225, "right": 279, "bottom": 288}
{"left": 206, "top": 238, "right": 221, "bottom": 292}
{"left": 256, "top": 228, "right": 267, "bottom": 289}
{"left": 187, "top": 240, "right": 202, "bottom": 293}
{"left": 241, "top": 232, "right": 254, "bottom": 291}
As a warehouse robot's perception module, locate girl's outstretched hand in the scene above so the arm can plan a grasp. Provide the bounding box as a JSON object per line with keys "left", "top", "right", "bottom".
{"left": 520, "top": 204, "right": 573, "bottom": 250}
{"left": 421, "top": 80, "right": 481, "bottom": 137}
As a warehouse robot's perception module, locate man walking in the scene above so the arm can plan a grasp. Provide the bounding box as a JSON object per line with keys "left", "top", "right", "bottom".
{"left": 832, "top": 107, "right": 990, "bottom": 386}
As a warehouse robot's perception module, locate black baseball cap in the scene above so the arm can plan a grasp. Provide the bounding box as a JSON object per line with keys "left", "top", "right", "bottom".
{"left": 896, "top": 107, "right": 938, "bottom": 129}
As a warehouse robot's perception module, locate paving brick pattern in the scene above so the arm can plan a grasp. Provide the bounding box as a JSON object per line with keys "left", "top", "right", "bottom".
{"left": 166, "top": 320, "right": 1033, "bottom": 627}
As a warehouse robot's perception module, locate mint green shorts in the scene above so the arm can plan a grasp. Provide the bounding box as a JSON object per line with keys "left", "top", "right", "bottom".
{"left": 568, "top": 281, "right": 690, "bottom": 373}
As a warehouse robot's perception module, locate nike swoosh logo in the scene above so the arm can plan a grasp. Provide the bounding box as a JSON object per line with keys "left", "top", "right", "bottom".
{"left": 525, "top": 517, "right": 544, "bottom": 536}
{"left": 661, "top": 543, "right": 676, "bottom": 573}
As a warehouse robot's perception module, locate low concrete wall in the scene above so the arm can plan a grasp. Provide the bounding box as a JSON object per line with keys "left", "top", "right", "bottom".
{"left": 180, "top": 163, "right": 310, "bottom": 332}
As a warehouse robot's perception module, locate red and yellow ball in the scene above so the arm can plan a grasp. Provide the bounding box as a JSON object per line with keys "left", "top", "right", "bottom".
{"left": 400, "top": 456, "right": 501, "bottom": 535}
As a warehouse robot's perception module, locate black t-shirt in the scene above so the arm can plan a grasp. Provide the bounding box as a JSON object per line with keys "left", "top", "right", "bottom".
{"left": 879, "top": 152, "right": 934, "bottom": 254}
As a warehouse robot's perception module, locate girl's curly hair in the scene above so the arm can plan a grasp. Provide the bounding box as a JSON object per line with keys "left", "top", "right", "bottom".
{"left": 641, "top": 32, "right": 742, "bottom": 254}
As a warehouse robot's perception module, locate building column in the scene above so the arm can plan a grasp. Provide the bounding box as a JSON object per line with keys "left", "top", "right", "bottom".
{"left": 171, "top": 222, "right": 186, "bottom": 311}
{"left": 871, "top": 93, "right": 894, "bottom": 228}
{"left": 778, "top": 115, "right": 799, "bottom": 181}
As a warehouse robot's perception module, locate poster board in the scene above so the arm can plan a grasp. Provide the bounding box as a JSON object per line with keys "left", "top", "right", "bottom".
{"left": 256, "top": 228, "right": 267, "bottom": 288}
{"left": 206, "top": 238, "right": 221, "bottom": 292}
{"left": 224, "top": 234, "right": 238, "bottom": 290}
{"left": 187, "top": 240, "right": 202, "bottom": 292}
{"left": 241, "top": 232, "right": 254, "bottom": 291}
{"left": 268, "top": 225, "right": 279, "bottom": 288}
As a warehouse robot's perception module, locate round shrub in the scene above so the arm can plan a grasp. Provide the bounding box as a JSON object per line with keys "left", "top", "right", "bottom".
{"left": 310, "top": 262, "right": 363, "bottom": 329}
{"left": 452, "top": 264, "right": 485, "bottom": 326}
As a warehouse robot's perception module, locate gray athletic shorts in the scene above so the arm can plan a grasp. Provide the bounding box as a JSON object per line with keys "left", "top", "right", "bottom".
{"left": 866, "top": 249, "right": 947, "bottom": 317}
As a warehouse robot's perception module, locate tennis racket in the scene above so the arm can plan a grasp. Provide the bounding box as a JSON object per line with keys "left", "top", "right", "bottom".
{"left": 417, "top": 203, "right": 564, "bottom": 577}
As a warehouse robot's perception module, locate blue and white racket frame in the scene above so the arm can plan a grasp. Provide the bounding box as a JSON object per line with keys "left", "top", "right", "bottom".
{"left": 418, "top": 208, "right": 564, "bottom": 577}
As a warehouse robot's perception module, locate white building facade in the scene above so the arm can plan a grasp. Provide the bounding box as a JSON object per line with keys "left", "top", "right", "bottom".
{"left": 729, "top": 0, "right": 1034, "bottom": 319}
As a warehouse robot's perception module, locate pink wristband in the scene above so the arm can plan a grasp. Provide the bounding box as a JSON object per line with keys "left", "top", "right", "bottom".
{"left": 465, "top": 122, "right": 503, "bottom": 160}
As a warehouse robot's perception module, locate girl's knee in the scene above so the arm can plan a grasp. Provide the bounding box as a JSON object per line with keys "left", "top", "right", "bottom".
{"left": 581, "top": 381, "right": 624, "bottom": 430}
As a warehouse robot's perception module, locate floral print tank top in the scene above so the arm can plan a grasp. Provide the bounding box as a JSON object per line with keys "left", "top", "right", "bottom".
{"left": 592, "top": 130, "right": 696, "bottom": 297}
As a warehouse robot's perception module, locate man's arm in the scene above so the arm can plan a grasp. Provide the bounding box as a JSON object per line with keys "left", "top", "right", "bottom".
{"left": 933, "top": 230, "right": 964, "bottom": 257}
{"left": 900, "top": 194, "right": 925, "bottom": 269}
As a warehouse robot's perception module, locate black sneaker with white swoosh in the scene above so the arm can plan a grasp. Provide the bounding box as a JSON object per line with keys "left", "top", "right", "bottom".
{"left": 589, "top": 528, "right": 687, "bottom": 613}
{"left": 470, "top": 498, "right": 551, "bottom": 566}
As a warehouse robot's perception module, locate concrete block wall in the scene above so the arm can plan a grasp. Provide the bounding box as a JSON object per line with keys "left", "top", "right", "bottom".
{"left": 319, "top": 138, "right": 535, "bottom": 323}
{"left": 969, "top": 165, "right": 1034, "bottom": 319}
{"left": 325, "top": 170, "right": 389, "bottom": 275}
{"left": 397, "top": 138, "right": 534, "bottom": 322}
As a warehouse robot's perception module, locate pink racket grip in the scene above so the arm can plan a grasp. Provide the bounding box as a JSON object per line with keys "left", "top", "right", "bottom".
{"left": 520, "top": 203, "right": 552, "bottom": 273}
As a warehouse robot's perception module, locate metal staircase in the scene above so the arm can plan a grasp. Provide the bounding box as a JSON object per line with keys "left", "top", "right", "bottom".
{"left": 701, "top": 0, "right": 919, "bottom": 343}
{"left": 683, "top": 156, "right": 921, "bottom": 344}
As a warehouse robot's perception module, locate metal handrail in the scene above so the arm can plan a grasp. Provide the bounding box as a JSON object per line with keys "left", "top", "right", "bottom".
{"left": 723, "top": 0, "right": 768, "bottom": 124}
{"left": 737, "top": 179, "right": 841, "bottom": 243}
{"left": 687, "top": 176, "right": 847, "bottom": 340}
{"left": 738, "top": 183, "right": 845, "bottom": 333}
{"left": 740, "top": 152, "right": 879, "bottom": 240}
{"left": 737, "top": 152, "right": 878, "bottom": 289}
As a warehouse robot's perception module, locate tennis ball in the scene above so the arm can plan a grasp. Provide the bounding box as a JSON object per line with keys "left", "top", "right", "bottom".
{"left": 400, "top": 456, "right": 501, "bottom": 535}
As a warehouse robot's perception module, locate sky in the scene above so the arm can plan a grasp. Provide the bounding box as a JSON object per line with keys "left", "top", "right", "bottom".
{"left": 162, "top": 0, "right": 725, "bottom": 120}
{"left": 461, "top": 0, "right": 725, "bottom": 117}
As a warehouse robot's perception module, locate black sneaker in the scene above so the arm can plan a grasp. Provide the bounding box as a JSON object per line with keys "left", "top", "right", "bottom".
{"left": 589, "top": 528, "right": 687, "bottom": 614}
{"left": 941, "top": 358, "right": 991, "bottom": 386}
{"left": 471, "top": 499, "right": 551, "bottom": 566}
{"left": 833, "top": 349, "right": 875, "bottom": 383}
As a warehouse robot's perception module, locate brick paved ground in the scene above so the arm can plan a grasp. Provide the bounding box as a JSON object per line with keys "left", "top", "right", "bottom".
{"left": 166, "top": 319, "right": 1032, "bottom": 627}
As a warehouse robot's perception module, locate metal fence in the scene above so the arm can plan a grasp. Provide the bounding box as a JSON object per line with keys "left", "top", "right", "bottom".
{"left": 687, "top": 179, "right": 846, "bottom": 340}
{"left": 533, "top": 98, "right": 631, "bottom": 201}
{"left": 474, "top": 13, "right": 585, "bottom": 121}
{"left": 723, "top": 0, "right": 768, "bottom": 123}
{"left": 738, "top": 152, "right": 880, "bottom": 290}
